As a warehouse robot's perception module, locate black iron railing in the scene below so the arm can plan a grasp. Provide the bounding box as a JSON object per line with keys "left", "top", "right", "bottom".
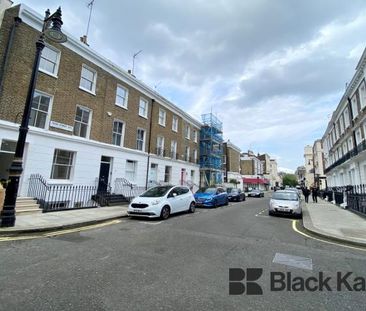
{"left": 27, "top": 174, "right": 98, "bottom": 212}
{"left": 324, "top": 142, "right": 366, "bottom": 174}
{"left": 322, "top": 185, "right": 366, "bottom": 216}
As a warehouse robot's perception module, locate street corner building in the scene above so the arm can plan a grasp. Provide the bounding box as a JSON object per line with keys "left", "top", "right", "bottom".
{"left": 0, "top": 3, "right": 201, "bottom": 203}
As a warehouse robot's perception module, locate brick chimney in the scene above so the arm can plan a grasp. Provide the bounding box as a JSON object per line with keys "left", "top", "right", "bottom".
{"left": 80, "top": 35, "right": 89, "bottom": 46}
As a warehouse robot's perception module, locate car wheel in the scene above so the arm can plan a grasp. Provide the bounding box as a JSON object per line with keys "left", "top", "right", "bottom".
{"left": 213, "top": 199, "right": 218, "bottom": 208}
{"left": 188, "top": 202, "right": 195, "bottom": 213}
{"left": 224, "top": 198, "right": 229, "bottom": 206}
{"left": 269, "top": 210, "right": 274, "bottom": 216}
{"left": 160, "top": 205, "right": 170, "bottom": 220}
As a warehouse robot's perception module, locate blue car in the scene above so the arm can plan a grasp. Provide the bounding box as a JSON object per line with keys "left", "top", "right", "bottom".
{"left": 194, "top": 187, "right": 229, "bottom": 207}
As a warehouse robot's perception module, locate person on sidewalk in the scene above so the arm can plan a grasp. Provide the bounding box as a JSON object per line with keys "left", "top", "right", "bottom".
{"left": 312, "top": 186, "right": 318, "bottom": 203}
{"left": 302, "top": 187, "right": 310, "bottom": 203}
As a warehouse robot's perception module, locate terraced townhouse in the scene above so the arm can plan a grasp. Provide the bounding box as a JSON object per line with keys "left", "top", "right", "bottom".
{"left": 0, "top": 3, "right": 201, "bottom": 197}
{"left": 322, "top": 47, "right": 366, "bottom": 186}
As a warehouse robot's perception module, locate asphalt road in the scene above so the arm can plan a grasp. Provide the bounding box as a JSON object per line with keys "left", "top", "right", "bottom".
{"left": 0, "top": 194, "right": 365, "bottom": 311}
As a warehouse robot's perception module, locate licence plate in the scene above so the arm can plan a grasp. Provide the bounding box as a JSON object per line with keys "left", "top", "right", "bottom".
{"left": 278, "top": 208, "right": 287, "bottom": 212}
{"left": 134, "top": 209, "right": 144, "bottom": 213}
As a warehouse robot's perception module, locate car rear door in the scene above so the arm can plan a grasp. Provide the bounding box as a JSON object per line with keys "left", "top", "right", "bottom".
{"left": 167, "top": 187, "right": 182, "bottom": 214}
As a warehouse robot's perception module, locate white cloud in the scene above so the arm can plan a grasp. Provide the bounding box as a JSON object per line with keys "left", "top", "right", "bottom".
{"left": 15, "top": 0, "right": 366, "bottom": 170}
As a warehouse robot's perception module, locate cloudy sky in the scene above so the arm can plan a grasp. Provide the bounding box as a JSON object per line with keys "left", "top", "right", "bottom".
{"left": 14, "top": 0, "right": 366, "bottom": 171}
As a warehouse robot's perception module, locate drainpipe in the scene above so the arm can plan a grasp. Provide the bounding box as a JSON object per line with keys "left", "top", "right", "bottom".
{"left": 145, "top": 99, "right": 154, "bottom": 189}
{"left": 0, "top": 17, "right": 22, "bottom": 101}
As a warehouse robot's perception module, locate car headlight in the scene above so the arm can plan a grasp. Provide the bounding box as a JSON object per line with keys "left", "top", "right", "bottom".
{"left": 151, "top": 200, "right": 161, "bottom": 205}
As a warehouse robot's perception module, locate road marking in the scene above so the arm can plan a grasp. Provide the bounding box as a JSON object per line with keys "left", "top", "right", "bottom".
{"left": 255, "top": 208, "right": 268, "bottom": 217}
{"left": 292, "top": 220, "right": 366, "bottom": 252}
{"left": 273, "top": 252, "right": 313, "bottom": 270}
{"left": 138, "top": 221, "right": 162, "bottom": 225}
{"left": 0, "top": 219, "right": 122, "bottom": 242}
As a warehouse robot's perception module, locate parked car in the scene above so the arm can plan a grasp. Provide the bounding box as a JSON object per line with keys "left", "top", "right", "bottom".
{"left": 227, "top": 188, "right": 246, "bottom": 202}
{"left": 194, "top": 187, "right": 228, "bottom": 207}
{"left": 286, "top": 187, "right": 302, "bottom": 198}
{"left": 127, "top": 185, "right": 195, "bottom": 220}
{"left": 248, "top": 189, "right": 264, "bottom": 197}
{"left": 268, "top": 190, "right": 302, "bottom": 218}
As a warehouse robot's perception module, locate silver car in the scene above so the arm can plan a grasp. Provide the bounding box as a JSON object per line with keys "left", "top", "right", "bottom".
{"left": 269, "top": 190, "right": 302, "bottom": 218}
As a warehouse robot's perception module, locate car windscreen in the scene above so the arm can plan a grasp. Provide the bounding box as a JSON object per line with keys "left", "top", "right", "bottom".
{"left": 140, "top": 186, "right": 173, "bottom": 197}
{"left": 272, "top": 192, "right": 298, "bottom": 201}
{"left": 200, "top": 188, "right": 216, "bottom": 194}
{"left": 229, "top": 189, "right": 239, "bottom": 193}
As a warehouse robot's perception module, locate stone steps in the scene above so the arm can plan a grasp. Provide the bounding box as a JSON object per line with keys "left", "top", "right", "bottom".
{"left": 16, "top": 197, "right": 41, "bottom": 214}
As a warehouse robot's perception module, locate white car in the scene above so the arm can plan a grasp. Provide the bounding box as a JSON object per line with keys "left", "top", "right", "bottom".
{"left": 268, "top": 190, "right": 302, "bottom": 218}
{"left": 127, "top": 185, "right": 196, "bottom": 219}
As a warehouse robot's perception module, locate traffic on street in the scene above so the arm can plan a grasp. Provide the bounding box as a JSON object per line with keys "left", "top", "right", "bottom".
{"left": 1, "top": 191, "right": 365, "bottom": 310}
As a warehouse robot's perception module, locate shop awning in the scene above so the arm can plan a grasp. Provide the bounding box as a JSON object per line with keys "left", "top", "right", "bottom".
{"left": 243, "top": 178, "right": 270, "bottom": 184}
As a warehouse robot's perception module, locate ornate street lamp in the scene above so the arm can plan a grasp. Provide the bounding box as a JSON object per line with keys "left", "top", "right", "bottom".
{"left": 0, "top": 7, "right": 67, "bottom": 227}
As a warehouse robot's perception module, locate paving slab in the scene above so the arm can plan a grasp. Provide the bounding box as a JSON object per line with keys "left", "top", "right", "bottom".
{"left": 302, "top": 199, "right": 366, "bottom": 247}
{"left": 0, "top": 205, "right": 128, "bottom": 235}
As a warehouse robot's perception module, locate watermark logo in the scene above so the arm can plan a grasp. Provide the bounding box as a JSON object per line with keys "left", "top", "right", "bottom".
{"left": 229, "top": 269, "right": 366, "bottom": 295}
{"left": 229, "top": 268, "right": 263, "bottom": 295}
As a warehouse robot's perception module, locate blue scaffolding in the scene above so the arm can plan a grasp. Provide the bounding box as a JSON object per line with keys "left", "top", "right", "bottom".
{"left": 199, "top": 113, "right": 224, "bottom": 186}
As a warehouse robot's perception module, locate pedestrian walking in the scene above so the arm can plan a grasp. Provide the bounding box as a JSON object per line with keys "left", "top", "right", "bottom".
{"left": 312, "top": 186, "right": 318, "bottom": 203}
{"left": 302, "top": 187, "right": 310, "bottom": 203}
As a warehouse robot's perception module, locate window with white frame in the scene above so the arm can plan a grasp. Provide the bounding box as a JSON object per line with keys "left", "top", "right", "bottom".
{"left": 185, "top": 146, "right": 190, "bottom": 161}
{"left": 79, "top": 65, "right": 97, "bottom": 93}
{"left": 185, "top": 124, "right": 190, "bottom": 139}
{"left": 332, "top": 130, "right": 336, "bottom": 144}
{"left": 158, "top": 109, "right": 166, "bottom": 126}
{"left": 139, "top": 97, "right": 148, "bottom": 118}
{"left": 125, "top": 160, "right": 136, "bottom": 182}
{"left": 351, "top": 95, "right": 358, "bottom": 119}
{"left": 50, "top": 149, "right": 75, "bottom": 180}
{"left": 30, "top": 91, "right": 52, "bottom": 129}
{"left": 112, "top": 120, "right": 124, "bottom": 146}
{"left": 343, "top": 142, "right": 348, "bottom": 155}
{"left": 136, "top": 128, "right": 145, "bottom": 151}
{"left": 116, "top": 85, "right": 128, "bottom": 109}
{"left": 39, "top": 45, "right": 60, "bottom": 76}
{"left": 156, "top": 136, "right": 164, "bottom": 156}
{"left": 344, "top": 107, "right": 350, "bottom": 128}
{"left": 193, "top": 149, "right": 197, "bottom": 163}
{"left": 359, "top": 81, "right": 366, "bottom": 109}
{"left": 339, "top": 114, "right": 345, "bottom": 135}
{"left": 170, "top": 140, "right": 177, "bottom": 159}
{"left": 172, "top": 115, "right": 178, "bottom": 132}
{"left": 356, "top": 128, "right": 362, "bottom": 145}
{"left": 73, "top": 106, "right": 91, "bottom": 138}
{"left": 348, "top": 137, "right": 353, "bottom": 151}
{"left": 193, "top": 129, "right": 198, "bottom": 143}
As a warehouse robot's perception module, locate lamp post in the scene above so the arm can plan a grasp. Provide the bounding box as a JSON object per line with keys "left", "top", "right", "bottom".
{"left": 0, "top": 7, "right": 67, "bottom": 227}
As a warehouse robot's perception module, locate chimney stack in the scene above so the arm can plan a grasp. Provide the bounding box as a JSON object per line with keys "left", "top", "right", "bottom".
{"left": 80, "top": 35, "right": 89, "bottom": 46}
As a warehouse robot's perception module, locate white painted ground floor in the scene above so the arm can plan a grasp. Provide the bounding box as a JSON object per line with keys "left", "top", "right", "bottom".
{"left": 0, "top": 121, "right": 200, "bottom": 196}
{"left": 326, "top": 151, "right": 366, "bottom": 187}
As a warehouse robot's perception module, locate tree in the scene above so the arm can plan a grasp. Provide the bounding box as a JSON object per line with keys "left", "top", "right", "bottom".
{"left": 282, "top": 174, "right": 298, "bottom": 187}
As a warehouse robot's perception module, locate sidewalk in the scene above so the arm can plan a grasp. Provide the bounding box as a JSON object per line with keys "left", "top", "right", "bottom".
{"left": 0, "top": 205, "right": 128, "bottom": 235}
{"left": 302, "top": 199, "right": 366, "bottom": 247}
